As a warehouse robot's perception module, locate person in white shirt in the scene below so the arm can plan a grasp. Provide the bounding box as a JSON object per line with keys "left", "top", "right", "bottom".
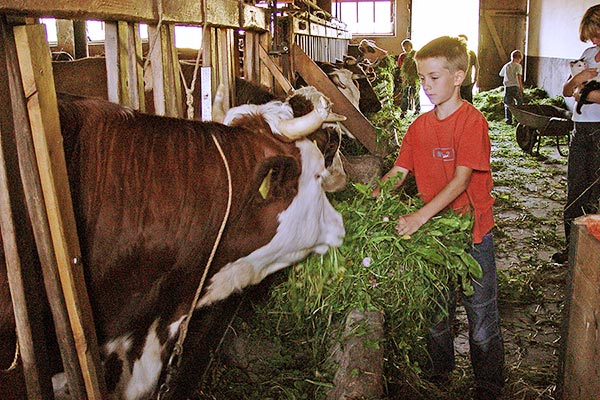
{"left": 498, "top": 50, "right": 523, "bottom": 125}
{"left": 557, "top": 4, "right": 600, "bottom": 264}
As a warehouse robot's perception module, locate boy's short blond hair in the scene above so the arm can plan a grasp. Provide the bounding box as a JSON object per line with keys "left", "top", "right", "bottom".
{"left": 580, "top": 4, "right": 600, "bottom": 42}
{"left": 414, "top": 36, "right": 468, "bottom": 73}
{"left": 511, "top": 50, "right": 522, "bottom": 60}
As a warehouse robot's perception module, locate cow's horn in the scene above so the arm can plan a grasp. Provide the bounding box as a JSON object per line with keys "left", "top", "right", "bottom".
{"left": 278, "top": 97, "right": 346, "bottom": 140}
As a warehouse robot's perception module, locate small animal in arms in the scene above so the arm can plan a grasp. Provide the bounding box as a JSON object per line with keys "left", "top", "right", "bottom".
{"left": 570, "top": 58, "right": 600, "bottom": 114}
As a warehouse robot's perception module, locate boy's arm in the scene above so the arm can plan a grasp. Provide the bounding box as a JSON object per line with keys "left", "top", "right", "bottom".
{"left": 371, "top": 165, "right": 409, "bottom": 197}
{"left": 517, "top": 73, "right": 524, "bottom": 92}
{"left": 396, "top": 165, "right": 473, "bottom": 235}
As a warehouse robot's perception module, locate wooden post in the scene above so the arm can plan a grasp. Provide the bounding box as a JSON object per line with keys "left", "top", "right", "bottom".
{"left": 72, "top": 20, "right": 88, "bottom": 59}
{"left": 13, "top": 23, "right": 108, "bottom": 400}
{"left": 0, "top": 16, "right": 54, "bottom": 400}
{"left": 0, "top": 16, "right": 88, "bottom": 400}
{"left": 244, "top": 31, "right": 258, "bottom": 82}
{"left": 558, "top": 216, "right": 600, "bottom": 400}
{"left": 258, "top": 43, "right": 293, "bottom": 94}
{"left": 148, "top": 22, "right": 183, "bottom": 117}
{"left": 105, "top": 21, "right": 146, "bottom": 111}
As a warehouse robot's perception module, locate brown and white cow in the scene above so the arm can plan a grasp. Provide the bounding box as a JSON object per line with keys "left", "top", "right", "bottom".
{"left": 0, "top": 90, "right": 345, "bottom": 399}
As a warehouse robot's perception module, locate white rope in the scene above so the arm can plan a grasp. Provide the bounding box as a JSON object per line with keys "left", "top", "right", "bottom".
{"left": 1, "top": 336, "right": 19, "bottom": 372}
{"left": 178, "top": 0, "right": 210, "bottom": 120}
{"left": 157, "top": 132, "right": 232, "bottom": 399}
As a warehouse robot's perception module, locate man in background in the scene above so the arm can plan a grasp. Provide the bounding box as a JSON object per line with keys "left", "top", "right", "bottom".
{"left": 458, "top": 34, "right": 479, "bottom": 103}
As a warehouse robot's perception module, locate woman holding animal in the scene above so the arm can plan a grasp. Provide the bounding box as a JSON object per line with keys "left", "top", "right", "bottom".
{"left": 556, "top": 4, "right": 600, "bottom": 264}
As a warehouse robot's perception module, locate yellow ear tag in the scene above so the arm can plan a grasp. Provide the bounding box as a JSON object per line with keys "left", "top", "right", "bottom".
{"left": 259, "top": 168, "right": 273, "bottom": 199}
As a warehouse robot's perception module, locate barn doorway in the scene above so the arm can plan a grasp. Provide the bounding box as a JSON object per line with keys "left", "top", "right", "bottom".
{"left": 410, "top": 0, "right": 480, "bottom": 112}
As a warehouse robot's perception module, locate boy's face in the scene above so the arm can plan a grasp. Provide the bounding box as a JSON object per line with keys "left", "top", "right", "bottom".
{"left": 417, "top": 57, "right": 464, "bottom": 106}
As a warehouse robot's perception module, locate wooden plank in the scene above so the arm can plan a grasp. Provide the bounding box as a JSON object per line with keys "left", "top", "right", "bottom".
{"left": 484, "top": 11, "right": 508, "bottom": 66}
{"left": 558, "top": 216, "right": 600, "bottom": 400}
{"left": 291, "top": 44, "right": 380, "bottom": 155}
{"left": 258, "top": 43, "right": 293, "bottom": 94}
{"left": 148, "top": 23, "right": 182, "bottom": 117}
{"left": 0, "top": 15, "right": 87, "bottom": 400}
{"left": 258, "top": 33, "right": 272, "bottom": 89}
{"left": 216, "top": 28, "right": 236, "bottom": 108}
{"left": 244, "top": 31, "right": 257, "bottom": 82}
{"left": 0, "top": 18, "right": 54, "bottom": 400}
{"left": 200, "top": 66, "right": 212, "bottom": 121}
{"left": 128, "top": 22, "right": 145, "bottom": 112}
{"left": 104, "top": 21, "right": 130, "bottom": 105}
{"left": 13, "top": 23, "right": 107, "bottom": 400}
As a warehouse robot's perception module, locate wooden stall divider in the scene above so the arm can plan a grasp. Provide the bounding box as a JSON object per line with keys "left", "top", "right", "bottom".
{"left": 0, "top": 15, "right": 88, "bottom": 400}
{"left": 14, "top": 23, "right": 107, "bottom": 400}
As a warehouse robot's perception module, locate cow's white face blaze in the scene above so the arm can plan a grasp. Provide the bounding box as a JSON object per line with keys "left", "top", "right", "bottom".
{"left": 197, "top": 139, "right": 344, "bottom": 308}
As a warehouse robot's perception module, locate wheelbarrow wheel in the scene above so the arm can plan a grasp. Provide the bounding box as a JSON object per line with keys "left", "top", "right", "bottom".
{"left": 516, "top": 124, "right": 537, "bottom": 153}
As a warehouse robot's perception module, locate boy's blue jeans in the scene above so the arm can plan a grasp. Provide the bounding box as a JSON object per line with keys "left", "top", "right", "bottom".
{"left": 427, "top": 232, "right": 505, "bottom": 396}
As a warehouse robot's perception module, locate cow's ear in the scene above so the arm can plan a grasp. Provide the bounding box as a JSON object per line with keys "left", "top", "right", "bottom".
{"left": 253, "top": 155, "right": 300, "bottom": 201}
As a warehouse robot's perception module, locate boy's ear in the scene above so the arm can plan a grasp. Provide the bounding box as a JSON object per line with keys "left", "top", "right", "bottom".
{"left": 454, "top": 69, "right": 466, "bottom": 86}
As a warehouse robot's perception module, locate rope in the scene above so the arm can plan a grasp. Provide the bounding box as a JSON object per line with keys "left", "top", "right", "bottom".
{"left": 178, "top": 0, "right": 209, "bottom": 120}
{"left": 1, "top": 336, "right": 19, "bottom": 373}
{"left": 179, "top": 44, "right": 203, "bottom": 120}
{"left": 564, "top": 172, "right": 600, "bottom": 212}
{"left": 156, "top": 132, "right": 232, "bottom": 399}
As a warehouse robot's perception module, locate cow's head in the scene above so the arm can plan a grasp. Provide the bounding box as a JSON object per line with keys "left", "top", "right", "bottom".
{"left": 358, "top": 39, "right": 388, "bottom": 65}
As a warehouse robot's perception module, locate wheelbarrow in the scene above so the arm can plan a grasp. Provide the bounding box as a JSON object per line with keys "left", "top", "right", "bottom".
{"left": 507, "top": 104, "right": 573, "bottom": 156}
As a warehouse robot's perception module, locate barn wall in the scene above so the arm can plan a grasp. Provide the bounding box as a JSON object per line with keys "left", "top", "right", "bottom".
{"left": 527, "top": 0, "right": 597, "bottom": 106}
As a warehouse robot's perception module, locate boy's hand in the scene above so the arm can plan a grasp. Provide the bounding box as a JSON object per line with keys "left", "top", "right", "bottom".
{"left": 395, "top": 212, "right": 427, "bottom": 235}
{"left": 371, "top": 185, "right": 381, "bottom": 198}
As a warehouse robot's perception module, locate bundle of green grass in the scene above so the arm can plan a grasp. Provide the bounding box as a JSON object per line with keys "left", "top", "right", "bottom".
{"left": 211, "top": 180, "right": 482, "bottom": 399}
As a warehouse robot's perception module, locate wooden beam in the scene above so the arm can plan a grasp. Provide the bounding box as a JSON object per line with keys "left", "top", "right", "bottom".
{"left": 14, "top": 23, "right": 107, "bottom": 400}
{"left": 0, "top": 15, "right": 87, "bottom": 400}
{"left": 291, "top": 44, "right": 381, "bottom": 156}
{"left": 0, "top": 0, "right": 268, "bottom": 29}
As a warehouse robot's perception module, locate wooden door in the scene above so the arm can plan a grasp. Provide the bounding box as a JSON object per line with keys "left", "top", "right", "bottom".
{"left": 478, "top": 0, "right": 528, "bottom": 91}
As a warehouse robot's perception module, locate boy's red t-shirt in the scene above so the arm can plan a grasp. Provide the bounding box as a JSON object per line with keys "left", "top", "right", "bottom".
{"left": 395, "top": 101, "right": 494, "bottom": 243}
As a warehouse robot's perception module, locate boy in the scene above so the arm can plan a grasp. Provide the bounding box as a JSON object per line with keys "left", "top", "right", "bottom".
{"left": 373, "top": 36, "right": 504, "bottom": 400}
{"left": 499, "top": 50, "right": 524, "bottom": 124}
